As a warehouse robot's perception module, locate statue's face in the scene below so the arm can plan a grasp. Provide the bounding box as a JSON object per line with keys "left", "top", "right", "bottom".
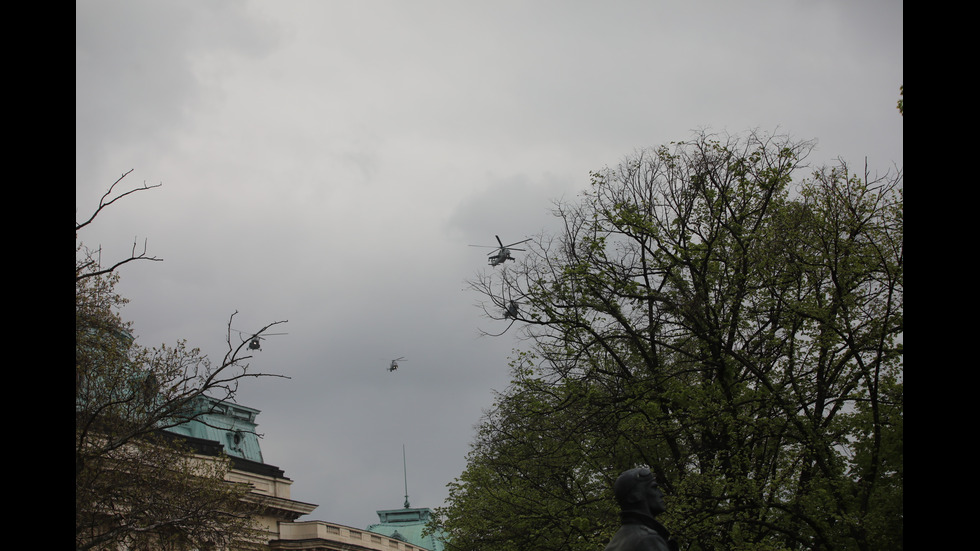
{"left": 645, "top": 480, "right": 666, "bottom": 515}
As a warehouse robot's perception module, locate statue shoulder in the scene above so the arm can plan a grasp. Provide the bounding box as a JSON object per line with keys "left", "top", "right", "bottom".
{"left": 603, "top": 523, "right": 671, "bottom": 551}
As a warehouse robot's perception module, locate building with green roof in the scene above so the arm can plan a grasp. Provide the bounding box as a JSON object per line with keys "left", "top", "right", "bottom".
{"left": 165, "top": 396, "right": 266, "bottom": 463}
{"left": 366, "top": 507, "right": 446, "bottom": 551}
{"left": 164, "top": 396, "right": 448, "bottom": 550}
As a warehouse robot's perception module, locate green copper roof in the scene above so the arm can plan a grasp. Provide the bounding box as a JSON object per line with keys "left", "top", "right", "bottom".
{"left": 366, "top": 507, "right": 446, "bottom": 551}
{"left": 165, "top": 396, "right": 265, "bottom": 463}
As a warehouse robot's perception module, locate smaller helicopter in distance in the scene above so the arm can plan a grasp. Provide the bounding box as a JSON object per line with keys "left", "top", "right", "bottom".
{"left": 470, "top": 235, "right": 532, "bottom": 266}
{"left": 388, "top": 357, "right": 406, "bottom": 372}
{"left": 233, "top": 329, "right": 288, "bottom": 351}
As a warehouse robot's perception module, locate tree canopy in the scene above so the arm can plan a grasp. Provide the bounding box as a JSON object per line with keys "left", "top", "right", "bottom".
{"left": 439, "top": 131, "right": 903, "bottom": 551}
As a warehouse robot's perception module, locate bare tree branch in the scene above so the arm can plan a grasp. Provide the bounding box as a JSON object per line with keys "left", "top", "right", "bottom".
{"left": 76, "top": 169, "right": 162, "bottom": 232}
{"left": 76, "top": 170, "right": 164, "bottom": 282}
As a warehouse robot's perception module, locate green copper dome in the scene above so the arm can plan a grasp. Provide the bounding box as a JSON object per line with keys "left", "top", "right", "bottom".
{"left": 165, "top": 396, "right": 265, "bottom": 463}
{"left": 366, "top": 507, "right": 445, "bottom": 551}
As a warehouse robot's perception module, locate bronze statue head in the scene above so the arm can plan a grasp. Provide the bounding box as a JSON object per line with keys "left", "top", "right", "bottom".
{"left": 613, "top": 467, "right": 666, "bottom": 516}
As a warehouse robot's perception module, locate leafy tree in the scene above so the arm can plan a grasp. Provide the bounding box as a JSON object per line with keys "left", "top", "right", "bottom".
{"left": 440, "top": 131, "right": 903, "bottom": 551}
{"left": 76, "top": 171, "right": 287, "bottom": 551}
{"left": 437, "top": 352, "right": 623, "bottom": 551}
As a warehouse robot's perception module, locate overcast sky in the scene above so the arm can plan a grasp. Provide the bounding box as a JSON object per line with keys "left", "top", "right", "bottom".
{"left": 76, "top": 0, "right": 903, "bottom": 530}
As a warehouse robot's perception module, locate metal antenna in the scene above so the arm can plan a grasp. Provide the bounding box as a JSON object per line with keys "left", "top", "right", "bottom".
{"left": 402, "top": 444, "right": 410, "bottom": 509}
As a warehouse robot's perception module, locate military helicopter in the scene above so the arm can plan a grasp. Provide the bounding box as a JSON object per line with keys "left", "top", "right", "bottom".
{"left": 504, "top": 299, "right": 520, "bottom": 320}
{"left": 233, "top": 329, "right": 288, "bottom": 351}
{"left": 388, "top": 357, "right": 406, "bottom": 372}
{"left": 470, "top": 235, "right": 532, "bottom": 266}
{"left": 479, "top": 299, "right": 523, "bottom": 338}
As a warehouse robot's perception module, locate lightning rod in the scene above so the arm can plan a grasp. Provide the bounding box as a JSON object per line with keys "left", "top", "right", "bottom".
{"left": 403, "top": 444, "right": 410, "bottom": 509}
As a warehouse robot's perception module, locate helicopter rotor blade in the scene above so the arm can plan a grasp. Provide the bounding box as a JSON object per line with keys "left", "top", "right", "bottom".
{"left": 496, "top": 235, "right": 504, "bottom": 248}
{"left": 232, "top": 328, "right": 288, "bottom": 335}
{"left": 503, "top": 238, "right": 532, "bottom": 248}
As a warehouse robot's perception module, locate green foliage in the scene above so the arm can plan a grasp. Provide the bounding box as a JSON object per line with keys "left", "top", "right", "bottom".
{"left": 452, "top": 131, "right": 903, "bottom": 550}
{"left": 435, "top": 356, "right": 622, "bottom": 551}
